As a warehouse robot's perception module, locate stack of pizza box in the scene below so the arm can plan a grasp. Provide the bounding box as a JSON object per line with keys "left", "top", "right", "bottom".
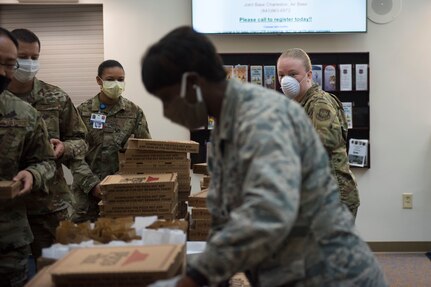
{"left": 188, "top": 189, "right": 210, "bottom": 241}
{"left": 118, "top": 139, "right": 199, "bottom": 218}
{"left": 99, "top": 173, "right": 178, "bottom": 219}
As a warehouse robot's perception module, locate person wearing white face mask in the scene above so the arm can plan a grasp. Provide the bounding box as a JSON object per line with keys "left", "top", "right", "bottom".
{"left": 71, "top": 59, "right": 151, "bottom": 223}
{"left": 4, "top": 29, "right": 89, "bottom": 270}
{"left": 277, "top": 48, "right": 360, "bottom": 220}
{"left": 142, "top": 26, "right": 386, "bottom": 287}
{"left": 14, "top": 57, "right": 39, "bottom": 83}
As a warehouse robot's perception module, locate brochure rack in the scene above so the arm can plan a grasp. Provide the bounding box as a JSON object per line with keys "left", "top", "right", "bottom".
{"left": 191, "top": 52, "right": 370, "bottom": 168}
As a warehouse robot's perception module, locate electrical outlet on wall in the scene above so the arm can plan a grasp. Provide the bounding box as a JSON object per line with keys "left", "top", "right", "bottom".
{"left": 402, "top": 193, "right": 413, "bottom": 209}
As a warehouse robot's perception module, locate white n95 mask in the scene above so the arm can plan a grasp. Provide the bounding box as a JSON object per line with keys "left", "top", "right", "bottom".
{"left": 15, "top": 59, "right": 40, "bottom": 83}
{"left": 280, "top": 76, "right": 301, "bottom": 99}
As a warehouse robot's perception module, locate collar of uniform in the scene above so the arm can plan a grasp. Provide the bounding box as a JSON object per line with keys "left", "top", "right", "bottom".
{"left": 3, "top": 78, "right": 41, "bottom": 105}
{"left": 30, "top": 77, "right": 45, "bottom": 103}
{"left": 91, "top": 93, "right": 126, "bottom": 113}
{"left": 216, "top": 78, "right": 240, "bottom": 141}
{"left": 299, "top": 83, "right": 320, "bottom": 106}
{"left": 109, "top": 96, "right": 126, "bottom": 114}
{"left": 91, "top": 94, "right": 101, "bottom": 112}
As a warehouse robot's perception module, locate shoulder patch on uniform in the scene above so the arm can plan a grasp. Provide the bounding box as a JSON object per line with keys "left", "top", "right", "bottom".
{"left": 316, "top": 108, "right": 331, "bottom": 121}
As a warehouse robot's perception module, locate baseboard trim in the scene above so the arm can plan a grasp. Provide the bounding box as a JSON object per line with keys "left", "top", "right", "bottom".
{"left": 367, "top": 242, "right": 431, "bottom": 252}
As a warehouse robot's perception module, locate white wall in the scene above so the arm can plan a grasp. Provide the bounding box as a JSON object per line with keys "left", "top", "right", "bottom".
{"left": 2, "top": 0, "right": 431, "bottom": 242}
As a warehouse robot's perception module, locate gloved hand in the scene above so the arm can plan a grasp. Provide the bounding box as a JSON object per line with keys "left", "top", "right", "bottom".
{"left": 148, "top": 275, "right": 181, "bottom": 287}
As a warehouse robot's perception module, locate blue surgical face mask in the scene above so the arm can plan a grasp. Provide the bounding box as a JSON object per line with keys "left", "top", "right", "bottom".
{"left": 163, "top": 72, "right": 208, "bottom": 130}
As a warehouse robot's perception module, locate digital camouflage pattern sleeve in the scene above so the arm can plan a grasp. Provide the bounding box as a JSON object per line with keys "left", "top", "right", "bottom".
{"left": 6, "top": 79, "right": 88, "bottom": 214}
{"left": 189, "top": 80, "right": 384, "bottom": 286}
{"left": 0, "top": 92, "right": 56, "bottom": 251}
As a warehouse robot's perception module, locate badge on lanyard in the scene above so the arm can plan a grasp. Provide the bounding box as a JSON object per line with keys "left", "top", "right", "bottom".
{"left": 90, "top": 103, "right": 108, "bottom": 129}
{"left": 90, "top": 113, "right": 106, "bottom": 129}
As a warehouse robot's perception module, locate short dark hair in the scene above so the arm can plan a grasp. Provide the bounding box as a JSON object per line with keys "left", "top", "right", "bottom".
{"left": 0, "top": 27, "right": 19, "bottom": 48}
{"left": 98, "top": 59, "right": 124, "bottom": 77}
{"left": 141, "top": 26, "right": 226, "bottom": 94}
{"left": 11, "top": 28, "right": 40, "bottom": 51}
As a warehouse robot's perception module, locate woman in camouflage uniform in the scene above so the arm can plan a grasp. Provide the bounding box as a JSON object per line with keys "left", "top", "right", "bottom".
{"left": 277, "top": 48, "right": 360, "bottom": 219}
{"left": 72, "top": 60, "right": 151, "bottom": 223}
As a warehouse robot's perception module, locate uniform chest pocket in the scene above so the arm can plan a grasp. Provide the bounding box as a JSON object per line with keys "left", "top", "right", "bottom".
{"left": 36, "top": 104, "right": 60, "bottom": 139}
{"left": 0, "top": 119, "right": 27, "bottom": 163}
{"left": 106, "top": 115, "right": 136, "bottom": 148}
{"left": 81, "top": 115, "right": 105, "bottom": 148}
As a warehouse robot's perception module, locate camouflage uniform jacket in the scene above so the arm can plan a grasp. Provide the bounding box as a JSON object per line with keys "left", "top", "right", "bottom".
{"left": 4, "top": 78, "right": 88, "bottom": 215}
{"left": 77, "top": 94, "right": 151, "bottom": 182}
{"left": 189, "top": 79, "right": 386, "bottom": 286}
{"left": 299, "top": 84, "right": 360, "bottom": 211}
{"left": 0, "top": 92, "right": 56, "bottom": 251}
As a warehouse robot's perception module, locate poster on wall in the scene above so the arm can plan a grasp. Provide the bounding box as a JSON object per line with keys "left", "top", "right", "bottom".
{"left": 263, "top": 65, "right": 276, "bottom": 89}
{"left": 234, "top": 65, "right": 248, "bottom": 83}
{"left": 250, "top": 65, "right": 263, "bottom": 85}
{"left": 224, "top": 65, "right": 234, "bottom": 80}
{"left": 312, "top": 65, "right": 323, "bottom": 86}
{"left": 323, "top": 64, "right": 337, "bottom": 91}
{"left": 339, "top": 64, "right": 353, "bottom": 91}
{"left": 342, "top": 102, "right": 353, "bottom": 129}
{"left": 348, "top": 138, "right": 368, "bottom": 167}
{"left": 355, "top": 64, "right": 368, "bottom": 91}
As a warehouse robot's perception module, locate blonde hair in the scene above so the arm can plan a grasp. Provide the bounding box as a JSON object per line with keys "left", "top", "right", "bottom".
{"left": 278, "top": 48, "right": 312, "bottom": 72}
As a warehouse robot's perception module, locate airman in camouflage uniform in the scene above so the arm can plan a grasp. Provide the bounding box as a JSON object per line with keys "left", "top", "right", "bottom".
{"left": 5, "top": 29, "right": 88, "bottom": 259}
{"left": 277, "top": 48, "right": 360, "bottom": 218}
{"left": 141, "top": 26, "right": 387, "bottom": 287}
{"left": 72, "top": 60, "right": 151, "bottom": 223}
{"left": 0, "top": 27, "right": 56, "bottom": 287}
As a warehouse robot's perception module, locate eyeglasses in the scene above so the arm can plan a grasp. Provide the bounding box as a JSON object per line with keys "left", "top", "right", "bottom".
{"left": 0, "top": 61, "right": 20, "bottom": 71}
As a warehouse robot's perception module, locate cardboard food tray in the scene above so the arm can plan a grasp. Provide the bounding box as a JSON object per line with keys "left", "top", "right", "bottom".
{"left": 50, "top": 245, "right": 185, "bottom": 287}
